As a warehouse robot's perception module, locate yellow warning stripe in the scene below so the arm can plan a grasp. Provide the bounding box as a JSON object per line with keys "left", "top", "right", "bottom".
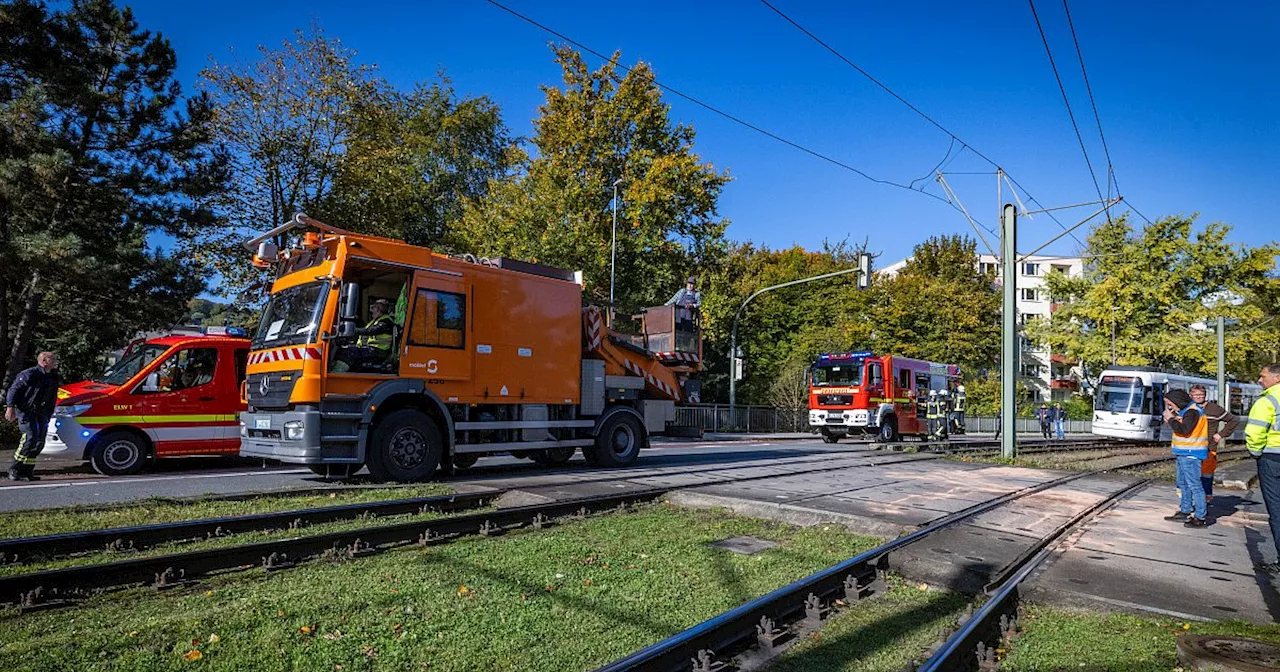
{"left": 79, "top": 414, "right": 239, "bottom": 425}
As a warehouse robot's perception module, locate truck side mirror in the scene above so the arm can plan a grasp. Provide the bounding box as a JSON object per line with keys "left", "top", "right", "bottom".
{"left": 338, "top": 283, "right": 361, "bottom": 339}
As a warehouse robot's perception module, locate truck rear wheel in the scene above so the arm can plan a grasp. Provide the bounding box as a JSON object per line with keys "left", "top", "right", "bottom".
{"left": 89, "top": 430, "right": 148, "bottom": 476}
{"left": 531, "top": 446, "right": 575, "bottom": 466}
{"left": 366, "top": 409, "right": 442, "bottom": 482}
{"left": 587, "top": 413, "right": 644, "bottom": 468}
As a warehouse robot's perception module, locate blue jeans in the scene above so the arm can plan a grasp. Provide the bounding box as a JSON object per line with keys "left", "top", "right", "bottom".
{"left": 1175, "top": 455, "right": 1207, "bottom": 520}
{"left": 1054, "top": 419, "right": 1064, "bottom": 439}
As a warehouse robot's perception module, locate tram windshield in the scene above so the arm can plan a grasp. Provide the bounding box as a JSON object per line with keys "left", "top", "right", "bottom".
{"left": 812, "top": 362, "right": 864, "bottom": 387}
{"left": 1095, "top": 375, "right": 1149, "bottom": 414}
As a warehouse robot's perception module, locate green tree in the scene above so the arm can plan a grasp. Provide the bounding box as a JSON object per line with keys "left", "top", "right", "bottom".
{"left": 0, "top": 0, "right": 222, "bottom": 384}
{"left": 1026, "top": 214, "right": 1278, "bottom": 381}
{"left": 455, "top": 46, "right": 730, "bottom": 313}
{"left": 317, "top": 78, "right": 516, "bottom": 247}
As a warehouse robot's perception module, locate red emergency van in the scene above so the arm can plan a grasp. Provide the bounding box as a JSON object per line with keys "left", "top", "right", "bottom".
{"left": 46, "top": 327, "right": 251, "bottom": 475}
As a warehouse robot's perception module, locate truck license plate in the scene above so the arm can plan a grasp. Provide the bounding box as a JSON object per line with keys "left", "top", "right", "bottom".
{"left": 255, "top": 418, "right": 271, "bottom": 430}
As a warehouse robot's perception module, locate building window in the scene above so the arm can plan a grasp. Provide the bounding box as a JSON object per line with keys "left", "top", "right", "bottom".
{"left": 1021, "top": 288, "right": 1041, "bottom": 302}
{"left": 978, "top": 262, "right": 999, "bottom": 276}
{"left": 1019, "top": 313, "right": 1043, "bottom": 325}
{"left": 1022, "top": 262, "right": 1040, "bottom": 276}
{"left": 1052, "top": 264, "right": 1071, "bottom": 275}
{"left": 1021, "top": 363, "right": 1043, "bottom": 377}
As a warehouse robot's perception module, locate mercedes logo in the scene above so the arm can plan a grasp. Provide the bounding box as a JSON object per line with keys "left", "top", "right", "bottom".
{"left": 259, "top": 375, "right": 270, "bottom": 396}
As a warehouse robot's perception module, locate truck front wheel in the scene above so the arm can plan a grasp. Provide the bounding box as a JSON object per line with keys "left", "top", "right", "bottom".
{"left": 366, "top": 409, "right": 442, "bottom": 482}
{"left": 587, "top": 413, "right": 644, "bottom": 468}
{"left": 878, "top": 417, "right": 899, "bottom": 443}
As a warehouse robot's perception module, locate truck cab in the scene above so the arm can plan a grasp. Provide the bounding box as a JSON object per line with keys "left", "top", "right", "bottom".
{"left": 46, "top": 328, "right": 250, "bottom": 475}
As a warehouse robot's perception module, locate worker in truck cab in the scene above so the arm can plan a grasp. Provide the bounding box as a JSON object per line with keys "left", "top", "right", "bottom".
{"left": 334, "top": 298, "right": 396, "bottom": 373}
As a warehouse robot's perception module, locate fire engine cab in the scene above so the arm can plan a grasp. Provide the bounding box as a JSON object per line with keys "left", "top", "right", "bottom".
{"left": 808, "top": 351, "right": 960, "bottom": 443}
{"left": 45, "top": 327, "right": 250, "bottom": 475}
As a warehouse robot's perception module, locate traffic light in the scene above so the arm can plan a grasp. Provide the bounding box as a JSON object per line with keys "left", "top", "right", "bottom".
{"left": 857, "top": 252, "right": 872, "bottom": 290}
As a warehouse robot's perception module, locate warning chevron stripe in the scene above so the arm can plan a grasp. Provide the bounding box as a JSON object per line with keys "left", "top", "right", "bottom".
{"left": 247, "top": 346, "right": 322, "bottom": 366}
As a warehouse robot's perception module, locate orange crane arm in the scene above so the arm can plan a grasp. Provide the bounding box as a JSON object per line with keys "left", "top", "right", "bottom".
{"left": 583, "top": 306, "right": 683, "bottom": 402}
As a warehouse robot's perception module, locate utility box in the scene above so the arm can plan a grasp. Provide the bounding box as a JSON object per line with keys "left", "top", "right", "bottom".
{"left": 580, "top": 360, "right": 605, "bottom": 416}
{"left": 641, "top": 400, "right": 675, "bottom": 435}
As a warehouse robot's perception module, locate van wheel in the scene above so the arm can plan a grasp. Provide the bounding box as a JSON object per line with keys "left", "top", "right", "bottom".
{"left": 89, "top": 431, "right": 148, "bottom": 476}
{"left": 822, "top": 433, "right": 840, "bottom": 444}
{"left": 366, "top": 410, "right": 442, "bottom": 482}
{"left": 307, "top": 464, "right": 361, "bottom": 479}
{"left": 878, "top": 417, "right": 899, "bottom": 443}
{"left": 587, "top": 413, "right": 644, "bottom": 468}
{"left": 531, "top": 446, "right": 575, "bottom": 466}
{"left": 452, "top": 453, "right": 479, "bottom": 470}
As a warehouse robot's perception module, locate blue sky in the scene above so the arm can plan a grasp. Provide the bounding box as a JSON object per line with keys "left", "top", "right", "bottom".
{"left": 126, "top": 0, "right": 1278, "bottom": 266}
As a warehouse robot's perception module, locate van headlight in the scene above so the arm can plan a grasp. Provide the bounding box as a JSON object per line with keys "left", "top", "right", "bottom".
{"left": 54, "top": 404, "right": 90, "bottom": 417}
{"left": 283, "top": 421, "right": 305, "bottom": 441}
{"left": 240, "top": 421, "right": 248, "bottom": 437}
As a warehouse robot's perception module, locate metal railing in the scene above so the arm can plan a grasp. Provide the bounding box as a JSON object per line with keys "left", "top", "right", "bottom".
{"left": 673, "top": 406, "right": 1094, "bottom": 435}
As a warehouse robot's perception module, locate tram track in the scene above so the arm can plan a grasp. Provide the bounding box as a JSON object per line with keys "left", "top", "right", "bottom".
{"left": 591, "top": 453, "right": 1175, "bottom": 672}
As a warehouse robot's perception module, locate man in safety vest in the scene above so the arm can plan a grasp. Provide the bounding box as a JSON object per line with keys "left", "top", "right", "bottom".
{"left": 925, "top": 390, "right": 940, "bottom": 440}
{"left": 355, "top": 299, "right": 395, "bottom": 351}
{"left": 1162, "top": 389, "right": 1209, "bottom": 527}
{"left": 952, "top": 385, "right": 967, "bottom": 434}
{"left": 1245, "top": 363, "right": 1280, "bottom": 569}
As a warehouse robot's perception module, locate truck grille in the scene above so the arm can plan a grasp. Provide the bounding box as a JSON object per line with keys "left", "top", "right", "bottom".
{"left": 247, "top": 370, "right": 301, "bottom": 410}
{"left": 818, "top": 394, "right": 853, "bottom": 406}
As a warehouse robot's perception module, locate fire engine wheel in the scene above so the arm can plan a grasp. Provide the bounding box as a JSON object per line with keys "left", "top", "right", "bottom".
{"left": 588, "top": 413, "right": 644, "bottom": 468}
{"left": 878, "top": 417, "right": 899, "bottom": 443}
{"left": 531, "top": 446, "right": 576, "bottom": 466}
{"left": 452, "top": 453, "right": 479, "bottom": 470}
{"left": 367, "top": 410, "right": 442, "bottom": 482}
{"left": 307, "top": 464, "right": 361, "bottom": 480}
{"left": 89, "top": 430, "right": 148, "bottom": 476}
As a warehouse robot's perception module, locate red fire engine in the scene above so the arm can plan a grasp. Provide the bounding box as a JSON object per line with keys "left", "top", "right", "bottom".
{"left": 44, "top": 327, "right": 250, "bottom": 475}
{"left": 808, "top": 351, "right": 961, "bottom": 443}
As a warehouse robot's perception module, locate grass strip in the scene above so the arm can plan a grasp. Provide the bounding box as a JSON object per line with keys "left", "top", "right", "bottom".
{"left": 765, "top": 577, "right": 970, "bottom": 672}
{"left": 0, "top": 484, "right": 454, "bottom": 541}
{"left": 0, "top": 503, "right": 882, "bottom": 671}
{"left": 1001, "top": 603, "right": 1280, "bottom": 671}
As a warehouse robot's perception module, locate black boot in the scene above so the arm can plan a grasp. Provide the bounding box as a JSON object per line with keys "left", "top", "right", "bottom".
{"left": 18, "top": 463, "right": 38, "bottom": 482}
{"left": 5, "top": 464, "right": 18, "bottom": 481}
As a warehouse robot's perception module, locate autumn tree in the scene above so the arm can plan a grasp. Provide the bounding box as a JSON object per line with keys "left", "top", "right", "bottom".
{"left": 0, "top": 0, "right": 223, "bottom": 384}
{"left": 455, "top": 46, "right": 730, "bottom": 313}
{"left": 1026, "top": 214, "right": 1278, "bottom": 380}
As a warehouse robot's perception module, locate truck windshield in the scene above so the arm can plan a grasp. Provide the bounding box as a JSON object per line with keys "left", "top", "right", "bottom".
{"left": 1095, "top": 381, "right": 1148, "bottom": 414}
{"left": 812, "top": 362, "right": 863, "bottom": 387}
{"left": 253, "top": 281, "right": 328, "bottom": 349}
{"left": 99, "top": 343, "right": 170, "bottom": 386}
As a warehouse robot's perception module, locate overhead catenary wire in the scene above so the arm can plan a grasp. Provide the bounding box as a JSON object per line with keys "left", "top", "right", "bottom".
{"left": 761, "top": 0, "right": 1090, "bottom": 248}
{"left": 486, "top": 0, "right": 958, "bottom": 210}
{"left": 1062, "top": 0, "right": 1118, "bottom": 200}
{"left": 1027, "top": 0, "right": 1109, "bottom": 222}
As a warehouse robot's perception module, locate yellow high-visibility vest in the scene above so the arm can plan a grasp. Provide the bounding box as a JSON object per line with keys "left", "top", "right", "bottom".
{"left": 1245, "top": 383, "right": 1280, "bottom": 457}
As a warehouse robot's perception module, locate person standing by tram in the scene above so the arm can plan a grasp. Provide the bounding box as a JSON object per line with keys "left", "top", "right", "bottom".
{"left": 1163, "top": 389, "right": 1209, "bottom": 527}
{"left": 1190, "top": 383, "right": 1238, "bottom": 503}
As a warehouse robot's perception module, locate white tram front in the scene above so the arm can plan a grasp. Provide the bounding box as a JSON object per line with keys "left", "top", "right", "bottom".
{"left": 1091, "top": 366, "right": 1261, "bottom": 442}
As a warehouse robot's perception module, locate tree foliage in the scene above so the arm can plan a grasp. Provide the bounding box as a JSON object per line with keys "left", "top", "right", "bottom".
{"left": 454, "top": 46, "right": 730, "bottom": 313}
{"left": 0, "top": 0, "right": 223, "bottom": 383}
{"left": 1026, "top": 214, "right": 1279, "bottom": 380}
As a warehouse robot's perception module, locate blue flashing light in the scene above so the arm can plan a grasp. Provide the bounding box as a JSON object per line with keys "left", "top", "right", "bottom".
{"left": 55, "top": 420, "right": 63, "bottom": 429}
{"left": 81, "top": 430, "right": 91, "bottom": 438}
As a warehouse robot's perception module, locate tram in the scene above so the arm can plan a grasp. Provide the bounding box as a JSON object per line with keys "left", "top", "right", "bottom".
{"left": 1091, "top": 366, "right": 1261, "bottom": 441}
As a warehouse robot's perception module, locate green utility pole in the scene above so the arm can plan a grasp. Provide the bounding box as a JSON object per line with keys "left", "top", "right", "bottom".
{"left": 1217, "top": 316, "right": 1226, "bottom": 401}
{"left": 1001, "top": 204, "right": 1018, "bottom": 459}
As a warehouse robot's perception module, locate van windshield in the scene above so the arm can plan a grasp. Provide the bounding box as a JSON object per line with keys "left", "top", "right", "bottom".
{"left": 99, "top": 343, "right": 170, "bottom": 386}
{"left": 253, "top": 282, "right": 328, "bottom": 349}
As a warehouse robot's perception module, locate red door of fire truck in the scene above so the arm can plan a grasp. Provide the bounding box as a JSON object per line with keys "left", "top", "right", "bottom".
{"left": 138, "top": 344, "right": 238, "bottom": 455}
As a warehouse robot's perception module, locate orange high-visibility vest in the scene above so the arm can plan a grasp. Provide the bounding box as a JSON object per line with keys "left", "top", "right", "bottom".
{"left": 1171, "top": 403, "right": 1209, "bottom": 459}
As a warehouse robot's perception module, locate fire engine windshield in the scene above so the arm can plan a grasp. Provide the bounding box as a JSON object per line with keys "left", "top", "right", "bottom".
{"left": 99, "top": 343, "right": 170, "bottom": 386}
{"left": 253, "top": 281, "right": 328, "bottom": 349}
{"left": 812, "top": 362, "right": 863, "bottom": 387}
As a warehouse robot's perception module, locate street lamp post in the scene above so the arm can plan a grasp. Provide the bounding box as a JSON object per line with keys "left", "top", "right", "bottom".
{"left": 728, "top": 259, "right": 870, "bottom": 428}
{"left": 609, "top": 179, "right": 623, "bottom": 326}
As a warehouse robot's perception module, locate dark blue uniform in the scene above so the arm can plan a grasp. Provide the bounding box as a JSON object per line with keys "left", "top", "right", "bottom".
{"left": 6, "top": 365, "right": 60, "bottom": 480}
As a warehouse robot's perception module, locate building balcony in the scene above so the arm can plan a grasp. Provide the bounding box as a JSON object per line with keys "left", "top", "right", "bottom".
{"left": 1049, "top": 377, "right": 1079, "bottom": 390}
{"left": 1049, "top": 353, "right": 1078, "bottom": 365}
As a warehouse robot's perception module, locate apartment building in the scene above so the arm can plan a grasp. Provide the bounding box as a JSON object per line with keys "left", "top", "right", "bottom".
{"left": 879, "top": 253, "right": 1085, "bottom": 402}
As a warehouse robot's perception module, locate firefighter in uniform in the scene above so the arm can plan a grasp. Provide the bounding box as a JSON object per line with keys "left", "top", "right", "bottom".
{"left": 937, "top": 390, "right": 951, "bottom": 440}
{"left": 926, "top": 390, "right": 940, "bottom": 440}
{"left": 4, "top": 351, "right": 61, "bottom": 481}
{"left": 1245, "top": 364, "right": 1280, "bottom": 571}
{"left": 953, "top": 385, "right": 967, "bottom": 434}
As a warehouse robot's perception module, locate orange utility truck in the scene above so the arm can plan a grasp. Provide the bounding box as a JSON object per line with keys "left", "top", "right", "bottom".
{"left": 238, "top": 214, "right": 701, "bottom": 482}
